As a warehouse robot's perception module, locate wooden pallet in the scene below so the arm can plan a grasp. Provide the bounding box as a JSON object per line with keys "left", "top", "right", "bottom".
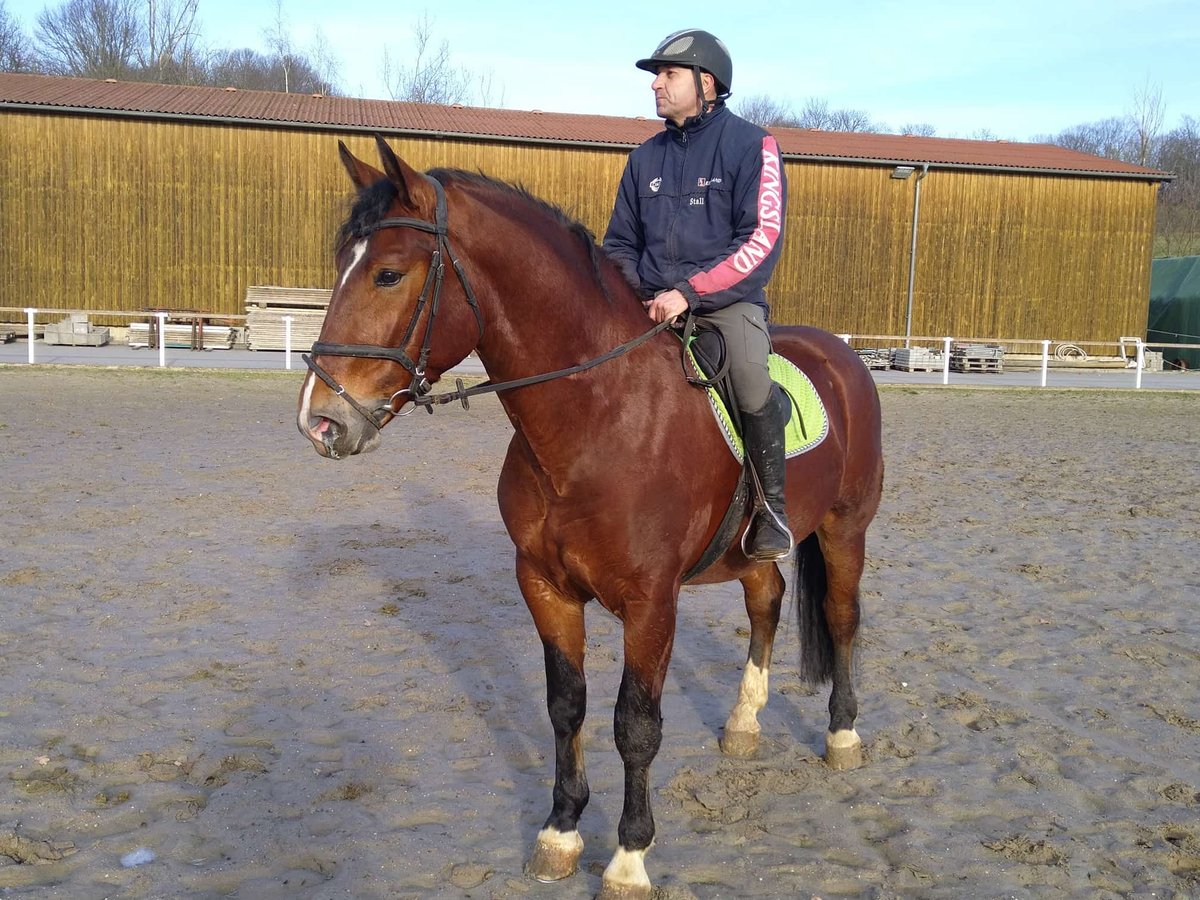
{"left": 891, "top": 362, "right": 941, "bottom": 372}
{"left": 245, "top": 286, "right": 331, "bottom": 351}
{"left": 951, "top": 359, "right": 1004, "bottom": 373}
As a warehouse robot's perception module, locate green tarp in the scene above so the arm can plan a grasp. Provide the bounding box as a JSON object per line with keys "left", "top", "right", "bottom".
{"left": 1148, "top": 255, "right": 1200, "bottom": 370}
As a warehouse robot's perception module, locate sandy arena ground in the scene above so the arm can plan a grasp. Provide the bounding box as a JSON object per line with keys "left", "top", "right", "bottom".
{"left": 1, "top": 368, "right": 1198, "bottom": 899}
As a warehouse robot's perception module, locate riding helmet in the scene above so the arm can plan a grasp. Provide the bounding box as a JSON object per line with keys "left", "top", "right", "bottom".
{"left": 635, "top": 29, "right": 733, "bottom": 98}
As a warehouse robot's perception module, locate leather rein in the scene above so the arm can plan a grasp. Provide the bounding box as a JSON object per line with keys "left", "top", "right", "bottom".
{"left": 303, "top": 175, "right": 672, "bottom": 429}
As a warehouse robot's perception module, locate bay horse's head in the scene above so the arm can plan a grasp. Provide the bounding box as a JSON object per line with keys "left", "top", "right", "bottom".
{"left": 298, "top": 136, "right": 485, "bottom": 459}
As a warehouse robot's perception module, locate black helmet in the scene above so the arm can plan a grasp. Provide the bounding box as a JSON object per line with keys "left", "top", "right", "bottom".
{"left": 635, "top": 29, "right": 732, "bottom": 98}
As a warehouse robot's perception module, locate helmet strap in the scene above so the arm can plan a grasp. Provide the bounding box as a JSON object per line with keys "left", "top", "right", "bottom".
{"left": 692, "top": 67, "right": 713, "bottom": 117}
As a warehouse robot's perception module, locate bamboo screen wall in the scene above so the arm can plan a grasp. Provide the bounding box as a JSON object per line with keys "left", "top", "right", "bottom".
{"left": 1, "top": 110, "right": 1160, "bottom": 342}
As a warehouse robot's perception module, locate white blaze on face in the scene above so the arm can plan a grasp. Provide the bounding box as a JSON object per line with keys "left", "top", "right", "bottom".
{"left": 300, "top": 238, "right": 370, "bottom": 430}
{"left": 298, "top": 368, "right": 318, "bottom": 431}
{"left": 338, "top": 239, "right": 368, "bottom": 293}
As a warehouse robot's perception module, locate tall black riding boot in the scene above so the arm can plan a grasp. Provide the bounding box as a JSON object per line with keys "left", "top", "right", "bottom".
{"left": 741, "top": 386, "right": 796, "bottom": 561}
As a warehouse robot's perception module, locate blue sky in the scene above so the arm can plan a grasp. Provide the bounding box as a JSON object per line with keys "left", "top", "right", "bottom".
{"left": 7, "top": 0, "right": 1200, "bottom": 140}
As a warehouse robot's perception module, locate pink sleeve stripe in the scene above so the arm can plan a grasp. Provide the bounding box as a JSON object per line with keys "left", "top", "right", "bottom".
{"left": 689, "top": 136, "right": 784, "bottom": 297}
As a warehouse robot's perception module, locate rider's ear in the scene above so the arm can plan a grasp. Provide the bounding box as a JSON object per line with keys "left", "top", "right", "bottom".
{"left": 374, "top": 134, "right": 434, "bottom": 213}
{"left": 338, "top": 141, "right": 385, "bottom": 189}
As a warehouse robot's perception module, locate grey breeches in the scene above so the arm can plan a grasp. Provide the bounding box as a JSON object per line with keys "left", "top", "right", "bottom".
{"left": 699, "top": 302, "right": 773, "bottom": 412}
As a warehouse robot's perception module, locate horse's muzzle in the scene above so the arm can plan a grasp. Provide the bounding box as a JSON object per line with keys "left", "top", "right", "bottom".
{"left": 298, "top": 374, "right": 383, "bottom": 459}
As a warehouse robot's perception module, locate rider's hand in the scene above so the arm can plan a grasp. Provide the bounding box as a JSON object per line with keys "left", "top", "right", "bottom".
{"left": 644, "top": 289, "right": 690, "bottom": 324}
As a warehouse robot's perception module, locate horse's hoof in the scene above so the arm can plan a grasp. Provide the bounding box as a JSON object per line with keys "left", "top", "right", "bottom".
{"left": 597, "top": 877, "right": 653, "bottom": 900}
{"left": 824, "top": 728, "right": 863, "bottom": 770}
{"left": 719, "top": 728, "right": 759, "bottom": 758}
{"left": 526, "top": 827, "right": 583, "bottom": 882}
{"left": 597, "top": 847, "right": 651, "bottom": 899}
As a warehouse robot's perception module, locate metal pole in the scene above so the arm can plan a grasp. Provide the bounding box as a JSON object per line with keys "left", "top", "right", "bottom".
{"left": 1135, "top": 338, "right": 1144, "bottom": 389}
{"left": 25, "top": 308, "right": 36, "bottom": 364}
{"left": 904, "top": 165, "right": 929, "bottom": 349}
{"left": 942, "top": 336, "right": 952, "bottom": 385}
{"left": 1040, "top": 340, "right": 1050, "bottom": 388}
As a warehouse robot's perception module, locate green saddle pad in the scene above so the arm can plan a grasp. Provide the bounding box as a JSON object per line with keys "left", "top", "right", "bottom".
{"left": 688, "top": 347, "right": 829, "bottom": 461}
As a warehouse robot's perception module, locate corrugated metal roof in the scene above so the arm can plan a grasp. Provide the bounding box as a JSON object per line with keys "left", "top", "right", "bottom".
{"left": 0, "top": 72, "right": 1172, "bottom": 180}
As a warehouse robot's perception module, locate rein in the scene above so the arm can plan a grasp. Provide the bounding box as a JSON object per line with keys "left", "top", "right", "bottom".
{"left": 304, "top": 173, "right": 675, "bottom": 426}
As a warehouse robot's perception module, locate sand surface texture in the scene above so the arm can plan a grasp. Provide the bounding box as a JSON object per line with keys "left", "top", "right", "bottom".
{"left": 1, "top": 369, "right": 1198, "bottom": 898}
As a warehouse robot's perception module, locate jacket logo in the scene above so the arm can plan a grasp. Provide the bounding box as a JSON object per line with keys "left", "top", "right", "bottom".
{"left": 697, "top": 177, "right": 722, "bottom": 188}
{"left": 649, "top": 177, "right": 662, "bottom": 193}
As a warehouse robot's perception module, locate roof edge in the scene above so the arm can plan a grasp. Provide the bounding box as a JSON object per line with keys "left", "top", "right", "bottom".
{"left": 0, "top": 96, "right": 1176, "bottom": 183}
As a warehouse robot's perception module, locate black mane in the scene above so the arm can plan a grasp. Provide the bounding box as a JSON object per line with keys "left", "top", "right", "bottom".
{"left": 336, "top": 177, "right": 399, "bottom": 248}
{"left": 335, "top": 167, "right": 627, "bottom": 305}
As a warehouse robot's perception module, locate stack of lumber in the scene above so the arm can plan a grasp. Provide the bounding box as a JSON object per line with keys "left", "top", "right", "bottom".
{"left": 127, "top": 322, "right": 235, "bottom": 348}
{"left": 950, "top": 343, "right": 1004, "bottom": 373}
{"left": 245, "top": 286, "right": 331, "bottom": 351}
{"left": 854, "top": 348, "right": 890, "bottom": 370}
{"left": 890, "top": 347, "right": 941, "bottom": 372}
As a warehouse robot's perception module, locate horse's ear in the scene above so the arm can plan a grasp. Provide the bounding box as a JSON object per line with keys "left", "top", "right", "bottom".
{"left": 374, "top": 134, "right": 433, "bottom": 213}
{"left": 338, "top": 141, "right": 385, "bottom": 189}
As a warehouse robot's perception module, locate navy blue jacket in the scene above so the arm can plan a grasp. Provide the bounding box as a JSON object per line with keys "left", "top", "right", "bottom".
{"left": 602, "top": 103, "right": 787, "bottom": 318}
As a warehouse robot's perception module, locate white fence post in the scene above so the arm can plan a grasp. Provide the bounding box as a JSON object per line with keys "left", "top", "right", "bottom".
{"left": 156, "top": 313, "right": 167, "bottom": 368}
{"left": 25, "top": 308, "right": 36, "bottom": 364}
{"left": 942, "top": 337, "right": 952, "bottom": 385}
{"left": 1040, "top": 340, "right": 1050, "bottom": 388}
{"left": 1121, "top": 336, "right": 1145, "bottom": 389}
{"left": 283, "top": 315, "right": 294, "bottom": 370}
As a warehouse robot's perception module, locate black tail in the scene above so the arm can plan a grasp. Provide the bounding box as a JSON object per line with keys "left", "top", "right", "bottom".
{"left": 793, "top": 531, "right": 833, "bottom": 684}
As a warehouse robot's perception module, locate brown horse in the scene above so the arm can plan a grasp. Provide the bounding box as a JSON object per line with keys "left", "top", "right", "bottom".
{"left": 298, "top": 136, "right": 883, "bottom": 899}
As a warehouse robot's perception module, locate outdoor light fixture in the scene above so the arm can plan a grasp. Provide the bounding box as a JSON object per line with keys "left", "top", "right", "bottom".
{"left": 891, "top": 165, "right": 916, "bottom": 179}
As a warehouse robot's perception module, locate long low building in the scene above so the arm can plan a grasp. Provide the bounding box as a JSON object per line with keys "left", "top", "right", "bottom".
{"left": 0, "top": 72, "right": 1172, "bottom": 344}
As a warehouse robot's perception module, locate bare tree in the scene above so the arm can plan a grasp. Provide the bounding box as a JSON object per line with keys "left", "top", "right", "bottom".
{"left": 897, "top": 122, "right": 937, "bottom": 137}
{"left": 1153, "top": 115, "right": 1200, "bottom": 257}
{"left": 382, "top": 12, "right": 470, "bottom": 104}
{"left": 735, "top": 93, "right": 798, "bottom": 128}
{"left": 1129, "top": 79, "right": 1165, "bottom": 167}
{"left": 1046, "top": 116, "right": 1136, "bottom": 160}
{"left": 262, "top": 0, "right": 293, "bottom": 92}
{"left": 476, "top": 68, "right": 503, "bottom": 108}
{"left": 1, "top": 0, "right": 38, "bottom": 71}
{"left": 307, "top": 26, "right": 340, "bottom": 94}
{"left": 791, "top": 97, "right": 881, "bottom": 132}
{"left": 35, "top": 0, "right": 142, "bottom": 78}
{"left": 205, "top": 45, "right": 335, "bottom": 94}
{"left": 142, "top": 0, "right": 201, "bottom": 83}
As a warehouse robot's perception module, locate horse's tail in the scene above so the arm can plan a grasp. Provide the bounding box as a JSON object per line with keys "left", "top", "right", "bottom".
{"left": 793, "top": 531, "right": 833, "bottom": 684}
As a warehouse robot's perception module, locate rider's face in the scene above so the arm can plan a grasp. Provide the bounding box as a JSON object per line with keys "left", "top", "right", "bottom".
{"left": 651, "top": 65, "right": 705, "bottom": 126}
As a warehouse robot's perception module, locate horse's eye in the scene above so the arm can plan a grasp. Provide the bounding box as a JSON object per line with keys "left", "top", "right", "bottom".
{"left": 375, "top": 269, "right": 403, "bottom": 287}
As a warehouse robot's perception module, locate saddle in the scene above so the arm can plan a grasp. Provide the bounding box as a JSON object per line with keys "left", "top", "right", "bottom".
{"left": 675, "top": 318, "right": 828, "bottom": 581}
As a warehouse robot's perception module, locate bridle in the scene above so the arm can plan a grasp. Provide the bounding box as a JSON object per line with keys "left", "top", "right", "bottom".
{"left": 304, "top": 173, "right": 675, "bottom": 430}
{"left": 303, "top": 175, "right": 485, "bottom": 430}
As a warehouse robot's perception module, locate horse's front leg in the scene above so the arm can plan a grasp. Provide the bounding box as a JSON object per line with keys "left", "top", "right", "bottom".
{"left": 518, "top": 557, "right": 591, "bottom": 883}
{"left": 600, "top": 598, "right": 677, "bottom": 900}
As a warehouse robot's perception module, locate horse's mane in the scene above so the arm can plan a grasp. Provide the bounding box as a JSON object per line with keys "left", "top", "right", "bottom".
{"left": 335, "top": 168, "right": 629, "bottom": 306}
{"left": 431, "top": 168, "right": 627, "bottom": 306}
{"left": 336, "top": 177, "right": 399, "bottom": 248}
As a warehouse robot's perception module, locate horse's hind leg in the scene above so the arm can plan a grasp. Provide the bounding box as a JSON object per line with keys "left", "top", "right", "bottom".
{"left": 720, "top": 563, "right": 785, "bottom": 757}
{"left": 518, "top": 557, "right": 590, "bottom": 883}
{"left": 817, "top": 524, "right": 867, "bottom": 770}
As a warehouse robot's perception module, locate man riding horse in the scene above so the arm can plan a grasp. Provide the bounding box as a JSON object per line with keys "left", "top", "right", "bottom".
{"left": 603, "top": 28, "right": 794, "bottom": 560}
